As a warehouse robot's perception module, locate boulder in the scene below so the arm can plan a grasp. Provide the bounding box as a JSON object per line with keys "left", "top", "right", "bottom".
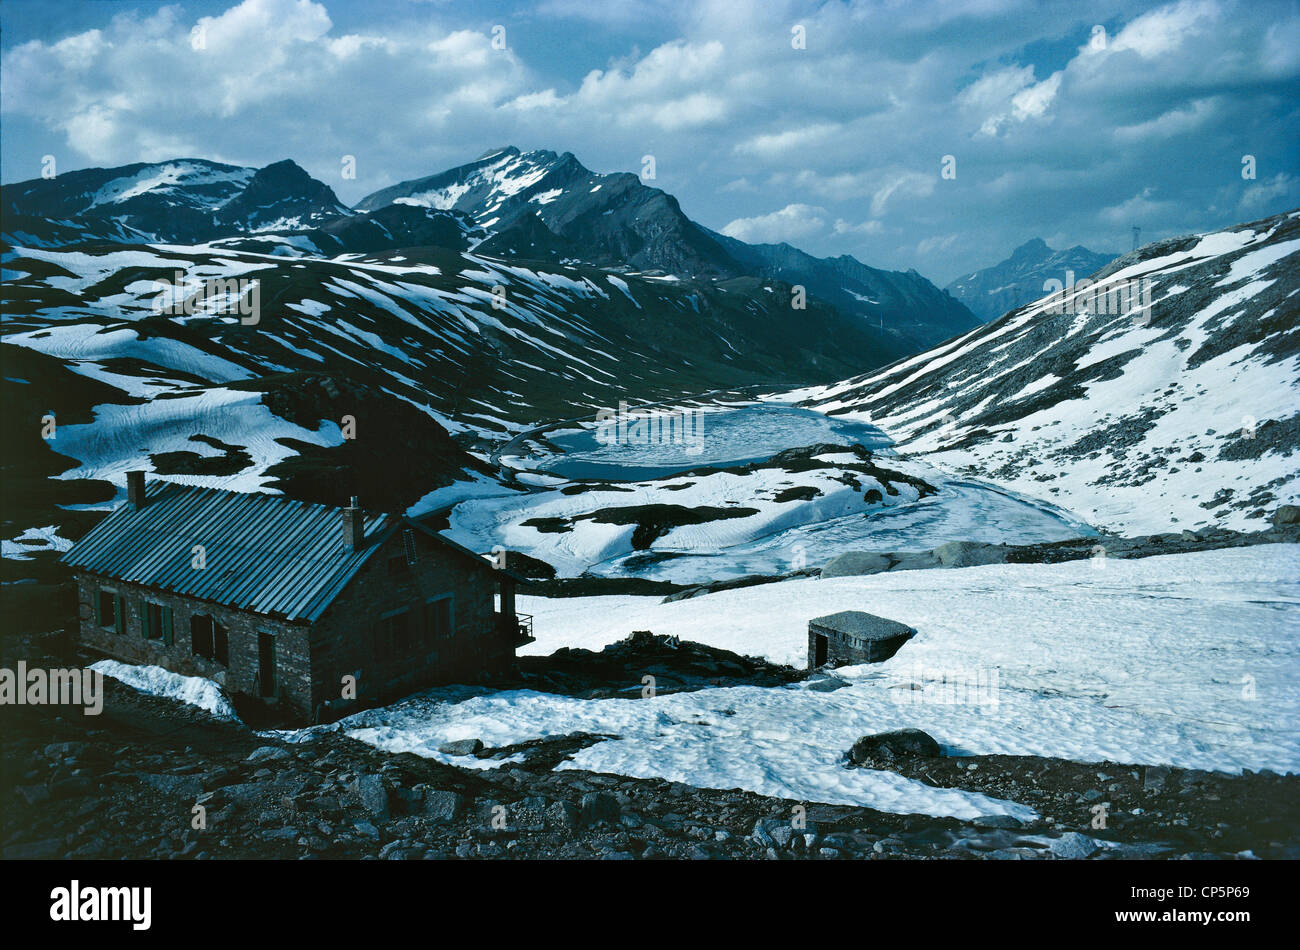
{"left": 888, "top": 551, "right": 942, "bottom": 572}
{"left": 1272, "top": 505, "right": 1300, "bottom": 528}
{"left": 347, "top": 774, "right": 389, "bottom": 821}
{"left": 438, "top": 738, "right": 484, "bottom": 757}
{"left": 579, "top": 791, "right": 621, "bottom": 827}
{"left": 548, "top": 800, "right": 580, "bottom": 830}
{"left": 1049, "top": 832, "right": 1101, "bottom": 859}
{"left": 420, "top": 789, "right": 465, "bottom": 823}
{"left": 138, "top": 773, "right": 203, "bottom": 799}
{"left": 1143, "top": 764, "right": 1171, "bottom": 793}
{"left": 848, "top": 728, "right": 942, "bottom": 765}
{"left": 821, "top": 551, "right": 892, "bottom": 578}
{"left": 245, "top": 745, "right": 291, "bottom": 765}
{"left": 662, "top": 586, "right": 708, "bottom": 603}
{"left": 932, "top": 541, "right": 1009, "bottom": 568}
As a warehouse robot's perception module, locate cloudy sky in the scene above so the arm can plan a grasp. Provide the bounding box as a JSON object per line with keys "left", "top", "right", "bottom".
{"left": 2, "top": 0, "right": 1297, "bottom": 284}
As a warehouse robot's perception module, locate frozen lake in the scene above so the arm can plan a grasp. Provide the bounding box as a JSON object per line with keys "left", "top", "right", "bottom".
{"left": 455, "top": 403, "right": 1096, "bottom": 584}
{"left": 535, "top": 404, "right": 893, "bottom": 481}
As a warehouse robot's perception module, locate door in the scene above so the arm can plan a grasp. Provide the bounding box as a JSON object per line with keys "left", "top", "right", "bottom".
{"left": 257, "top": 632, "right": 277, "bottom": 697}
{"left": 814, "top": 634, "right": 828, "bottom": 666}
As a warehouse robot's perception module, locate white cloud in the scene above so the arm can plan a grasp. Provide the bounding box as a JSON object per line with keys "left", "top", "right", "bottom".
{"left": 0, "top": 0, "right": 1295, "bottom": 286}
{"left": 1239, "top": 173, "right": 1298, "bottom": 213}
{"left": 870, "top": 171, "right": 936, "bottom": 217}
{"left": 1113, "top": 98, "right": 1219, "bottom": 141}
{"left": 734, "top": 124, "right": 839, "bottom": 159}
{"left": 1099, "top": 187, "right": 1181, "bottom": 225}
{"left": 720, "top": 203, "right": 827, "bottom": 243}
{"left": 965, "top": 66, "right": 1062, "bottom": 137}
{"left": 917, "top": 233, "right": 959, "bottom": 256}
{"left": 833, "top": 218, "right": 884, "bottom": 236}
{"left": 1110, "top": 0, "right": 1220, "bottom": 57}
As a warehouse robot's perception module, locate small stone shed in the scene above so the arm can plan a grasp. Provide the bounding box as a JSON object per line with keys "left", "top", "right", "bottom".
{"left": 808, "top": 610, "right": 915, "bottom": 669}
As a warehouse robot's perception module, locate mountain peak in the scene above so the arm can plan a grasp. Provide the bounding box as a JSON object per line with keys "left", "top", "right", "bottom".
{"left": 1011, "top": 237, "right": 1051, "bottom": 257}
{"left": 476, "top": 146, "right": 520, "bottom": 161}
{"left": 946, "top": 237, "right": 1119, "bottom": 321}
{"left": 248, "top": 158, "right": 314, "bottom": 186}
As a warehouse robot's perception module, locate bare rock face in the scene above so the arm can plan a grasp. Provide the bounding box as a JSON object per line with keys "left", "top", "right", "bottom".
{"left": 821, "top": 551, "right": 892, "bottom": 577}
{"left": 848, "top": 729, "right": 942, "bottom": 766}
{"left": 932, "top": 541, "right": 1009, "bottom": 568}
{"left": 1273, "top": 505, "right": 1300, "bottom": 527}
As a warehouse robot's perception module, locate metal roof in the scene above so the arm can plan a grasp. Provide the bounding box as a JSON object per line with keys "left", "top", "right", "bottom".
{"left": 61, "top": 482, "right": 397, "bottom": 623}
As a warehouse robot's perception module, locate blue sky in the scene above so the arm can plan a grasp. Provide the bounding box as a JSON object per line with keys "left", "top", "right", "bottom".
{"left": 3, "top": 0, "right": 1297, "bottom": 284}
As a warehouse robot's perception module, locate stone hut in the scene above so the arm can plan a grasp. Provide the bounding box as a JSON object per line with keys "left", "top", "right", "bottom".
{"left": 61, "top": 472, "right": 531, "bottom": 722}
{"left": 808, "top": 610, "right": 915, "bottom": 669}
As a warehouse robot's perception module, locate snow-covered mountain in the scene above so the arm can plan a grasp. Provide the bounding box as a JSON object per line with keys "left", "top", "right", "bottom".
{"left": 946, "top": 238, "right": 1118, "bottom": 323}
{"left": 356, "top": 147, "right": 738, "bottom": 278}
{"left": 1, "top": 159, "right": 353, "bottom": 246}
{"left": 356, "top": 147, "right": 980, "bottom": 349}
{"left": 0, "top": 235, "right": 893, "bottom": 547}
{"left": 4, "top": 147, "right": 980, "bottom": 351}
{"left": 787, "top": 209, "right": 1300, "bottom": 535}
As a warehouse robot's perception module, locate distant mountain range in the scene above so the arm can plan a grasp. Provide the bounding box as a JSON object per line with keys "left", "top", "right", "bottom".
{"left": 946, "top": 238, "right": 1118, "bottom": 322}
{"left": 2, "top": 147, "right": 980, "bottom": 352}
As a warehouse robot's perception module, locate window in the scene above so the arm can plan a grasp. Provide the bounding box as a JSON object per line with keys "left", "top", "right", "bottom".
{"left": 372, "top": 609, "right": 410, "bottom": 660}
{"left": 141, "top": 601, "right": 174, "bottom": 645}
{"left": 96, "top": 591, "right": 124, "bottom": 633}
{"left": 424, "top": 595, "right": 454, "bottom": 643}
{"left": 191, "top": 615, "right": 228, "bottom": 665}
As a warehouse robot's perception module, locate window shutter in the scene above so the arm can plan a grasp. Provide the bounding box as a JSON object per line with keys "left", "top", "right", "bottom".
{"left": 403, "top": 529, "right": 418, "bottom": 565}
{"left": 162, "top": 606, "right": 174, "bottom": 646}
{"left": 140, "top": 600, "right": 151, "bottom": 638}
{"left": 113, "top": 596, "right": 125, "bottom": 635}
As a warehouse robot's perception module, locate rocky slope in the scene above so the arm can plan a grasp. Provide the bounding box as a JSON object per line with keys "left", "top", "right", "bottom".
{"left": 4, "top": 629, "right": 1295, "bottom": 861}
{"left": 0, "top": 236, "right": 888, "bottom": 555}
{"left": 710, "top": 229, "right": 980, "bottom": 350}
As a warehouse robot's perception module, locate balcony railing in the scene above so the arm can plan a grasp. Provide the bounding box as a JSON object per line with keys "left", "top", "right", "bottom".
{"left": 499, "top": 611, "right": 535, "bottom": 646}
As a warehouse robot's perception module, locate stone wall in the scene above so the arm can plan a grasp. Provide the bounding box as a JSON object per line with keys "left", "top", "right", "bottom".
{"left": 309, "top": 529, "right": 509, "bottom": 714}
{"left": 73, "top": 529, "right": 512, "bottom": 722}
{"left": 73, "top": 572, "right": 310, "bottom": 714}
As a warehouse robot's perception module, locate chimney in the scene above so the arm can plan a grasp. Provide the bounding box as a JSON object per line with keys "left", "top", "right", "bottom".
{"left": 127, "top": 471, "right": 147, "bottom": 509}
{"left": 342, "top": 496, "right": 365, "bottom": 550}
